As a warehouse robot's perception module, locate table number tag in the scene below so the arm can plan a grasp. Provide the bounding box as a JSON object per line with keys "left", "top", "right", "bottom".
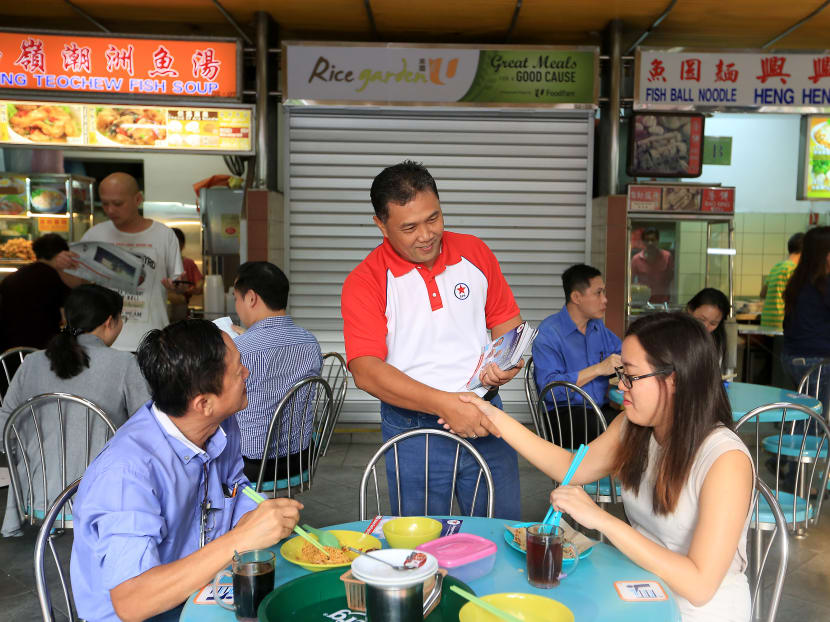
{"left": 614, "top": 580, "right": 668, "bottom": 602}
{"left": 193, "top": 583, "right": 233, "bottom": 605}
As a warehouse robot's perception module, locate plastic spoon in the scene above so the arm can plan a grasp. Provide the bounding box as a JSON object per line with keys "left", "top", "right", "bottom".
{"left": 449, "top": 586, "right": 523, "bottom": 622}
{"left": 302, "top": 524, "right": 341, "bottom": 548}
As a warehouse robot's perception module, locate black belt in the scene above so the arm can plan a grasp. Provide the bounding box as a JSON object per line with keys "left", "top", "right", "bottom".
{"left": 482, "top": 387, "right": 499, "bottom": 402}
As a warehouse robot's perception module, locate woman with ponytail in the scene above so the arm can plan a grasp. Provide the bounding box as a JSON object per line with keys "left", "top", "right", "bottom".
{"left": 0, "top": 284, "right": 150, "bottom": 537}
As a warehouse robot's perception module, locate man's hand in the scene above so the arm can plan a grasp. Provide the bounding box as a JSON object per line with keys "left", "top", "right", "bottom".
{"left": 231, "top": 324, "right": 246, "bottom": 335}
{"left": 478, "top": 358, "right": 524, "bottom": 388}
{"left": 53, "top": 250, "right": 79, "bottom": 270}
{"left": 234, "top": 498, "right": 303, "bottom": 550}
{"left": 161, "top": 278, "right": 189, "bottom": 293}
{"left": 596, "top": 353, "right": 622, "bottom": 377}
{"left": 435, "top": 393, "right": 500, "bottom": 439}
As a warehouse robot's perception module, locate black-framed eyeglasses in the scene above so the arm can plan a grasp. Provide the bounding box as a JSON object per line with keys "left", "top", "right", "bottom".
{"left": 615, "top": 365, "right": 674, "bottom": 390}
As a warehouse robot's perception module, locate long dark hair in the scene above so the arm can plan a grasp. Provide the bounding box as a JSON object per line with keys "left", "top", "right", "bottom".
{"left": 611, "top": 312, "right": 733, "bottom": 515}
{"left": 686, "top": 287, "right": 730, "bottom": 364}
{"left": 45, "top": 284, "right": 123, "bottom": 379}
{"left": 784, "top": 226, "right": 830, "bottom": 318}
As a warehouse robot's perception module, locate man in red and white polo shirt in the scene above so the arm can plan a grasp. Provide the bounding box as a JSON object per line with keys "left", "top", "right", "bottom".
{"left": 341, "top": 161, "right": 524, "bottom": 519}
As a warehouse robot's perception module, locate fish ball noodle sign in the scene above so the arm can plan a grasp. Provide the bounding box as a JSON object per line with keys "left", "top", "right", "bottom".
{"left": 0, "top": 31, "right": 239, "bottom": 99}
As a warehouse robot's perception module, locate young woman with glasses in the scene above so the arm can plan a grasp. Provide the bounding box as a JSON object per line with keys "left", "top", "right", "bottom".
{"left": 448, "top": 312, "right": 754, "bottom": 621}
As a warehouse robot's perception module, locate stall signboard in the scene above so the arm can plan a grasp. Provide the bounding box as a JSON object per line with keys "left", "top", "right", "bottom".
{"left": 802, "top": 116, "right": 830, "bottom": 199}
{"left": 635, "top": 49, "right": 830, "bottom": 112}
{"left": 628, "top": 184, "right": 735, "bottom": 213}
{"left": 702, "top": 136, "right": 732, "bottom": 165}
{"left": 0, "top": 31, "right": 240, "bottom": 99}
{"left": 283, "top": 43, "right": 598, "bottom": 107}
{"left": 0, "top": 100, "right": 253, "bottom": 154}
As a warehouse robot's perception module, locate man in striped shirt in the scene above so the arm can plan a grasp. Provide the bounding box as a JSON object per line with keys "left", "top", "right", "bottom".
{"left": 760, "top": 232, "right": 803, "bottom": 329}
{"left": 232, "top": 261, "right": 323, "bottom": 483}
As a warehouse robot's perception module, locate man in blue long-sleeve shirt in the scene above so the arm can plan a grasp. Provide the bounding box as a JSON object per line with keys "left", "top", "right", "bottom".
{"left": 531, "top": 264, "right": 622, "bottom": 446}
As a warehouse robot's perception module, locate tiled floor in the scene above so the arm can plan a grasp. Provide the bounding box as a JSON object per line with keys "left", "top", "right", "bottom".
{"left": 2, "top": 429, "right": 829, "bottom": 620}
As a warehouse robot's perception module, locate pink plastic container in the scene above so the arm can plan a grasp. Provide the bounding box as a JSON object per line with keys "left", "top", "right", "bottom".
{"left": 416, "top": 533, "right": 497, "bottom": 583}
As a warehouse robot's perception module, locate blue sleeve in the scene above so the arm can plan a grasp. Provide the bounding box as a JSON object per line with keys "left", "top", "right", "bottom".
{"left": 531, "top": 324, "right": 577, "bottom": 404}
{"left": 220, "top": 416, "right": 258, "bottom": 524}
{"left": 606, "top": 327, "right": 622, "bottom": 355}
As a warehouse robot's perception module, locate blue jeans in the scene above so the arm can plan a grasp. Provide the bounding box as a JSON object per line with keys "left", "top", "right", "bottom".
{"left": 380, "top": 395, "right": 521, "bottom": 520}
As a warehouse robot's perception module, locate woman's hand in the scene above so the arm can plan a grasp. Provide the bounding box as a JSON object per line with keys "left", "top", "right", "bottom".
{"left": 436, "top": 393, "right": 500, "bottom": 434}
{"left": 550, "top": 485, "right": 608, "bottom": 532}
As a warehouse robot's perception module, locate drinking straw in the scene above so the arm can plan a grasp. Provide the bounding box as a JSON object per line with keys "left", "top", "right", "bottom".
{"left": 449, "top": 586, "right": 523, "bottom": 622}
{"left": 241, "top": 485, "right": 330, "bottom": 557}
{"left": 543, "top": 444, "right": 589, "bottom": 532}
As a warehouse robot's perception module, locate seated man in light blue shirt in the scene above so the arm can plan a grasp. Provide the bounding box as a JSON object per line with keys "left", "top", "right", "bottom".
{"left": 531, "top": 264, "right": 622, "bottom": 447}
{"left": 70, "top": 320, "right": 303, "bottom": 622}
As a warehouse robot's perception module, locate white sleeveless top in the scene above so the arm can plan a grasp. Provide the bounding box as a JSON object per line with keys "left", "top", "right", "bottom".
{"left": 621, "top": 425, "right": 753, "bottom": 622}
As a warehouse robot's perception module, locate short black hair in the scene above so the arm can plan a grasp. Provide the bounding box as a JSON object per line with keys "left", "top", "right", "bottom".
{"left": 172, "top": 227, "right": 185, "bottom": 247}
{"left": 788, "top": 232, "right": 805, "bottom": 254}
{"left": 562, "top": 264, "right": 602, "bottom": 304}
{"left": 136, "top": 320, "right": 228, "bottom": 417}
{"left": 32, "top": 233, "right": 69, "bottom": 260}
{"left": 642, "top": 227, "right": 660, "bottom": 241}
{"left": 234, "top": 261, "right": 289, "bottom": 311}
{"left": 370, "top": 160, "right": 439, "bottom": 222}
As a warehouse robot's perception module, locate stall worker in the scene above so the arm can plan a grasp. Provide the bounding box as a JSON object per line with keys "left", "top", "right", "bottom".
{"left": 631, "top": 227, "right": 674, "bottom": 303}
{"left": 455, "top": 312, "right": 754, "bottom": 622}
{"left": 70, "top": 320, "right": 303, "bottom": 622}
{"left": 761, "top": 232, "right": 803, "bottom": 330}
{"left": 531, "top": 263, "right": 622, "bottom": 446}
{"left": 341, "top": 160, "right": 524, "bottom": 519}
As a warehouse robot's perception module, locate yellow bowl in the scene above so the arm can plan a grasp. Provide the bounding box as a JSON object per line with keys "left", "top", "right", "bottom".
{"left": 459, "top": 593, "right": 574, "bottom": 622}
{"left": 382, "top": 516, "right": 442, "bottom": 549}
{"left": 280, "top": 530, "right": 381, "bottom": 572}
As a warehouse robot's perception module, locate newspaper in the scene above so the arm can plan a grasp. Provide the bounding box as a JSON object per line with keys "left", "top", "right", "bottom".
{"left": 463, "top": 321, "right": 537, "bottom": 391}
{"left": 64, "top": 241, "right": 144, "bottom": 294}
{"left": 212, "top": 316, "right": 238, "bottom": 340}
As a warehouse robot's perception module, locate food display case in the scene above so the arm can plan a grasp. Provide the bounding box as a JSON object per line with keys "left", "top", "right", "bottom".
{"left": 0, "top": 173, "right": 94, "bottom": 274}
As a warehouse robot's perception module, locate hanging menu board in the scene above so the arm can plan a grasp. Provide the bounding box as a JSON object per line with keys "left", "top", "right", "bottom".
{"left": 628, "top": 184, "right": 735, "bottom": 213}
{"left": 802, "top": 116, "right": 830, "bottom": 199}
{"left": 0, "top": 100, "right": 253, "bottom": 154}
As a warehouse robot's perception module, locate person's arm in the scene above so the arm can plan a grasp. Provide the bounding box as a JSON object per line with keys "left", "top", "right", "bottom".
{"left": 110, "top": 498, "right": 302, "bottom": 622}
{"left": 551, "top": 449, "right": 753, "bottom": 607}
{"left": 454, "top": 394, "right": 621, "bottom": 484}
{"left": 349, "top": 356, "right": 499, "bottom": 438}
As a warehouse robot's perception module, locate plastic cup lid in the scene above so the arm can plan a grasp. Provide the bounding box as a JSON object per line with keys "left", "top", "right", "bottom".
{"left": 351, "top": 549, "right": 438, "bottom": 588}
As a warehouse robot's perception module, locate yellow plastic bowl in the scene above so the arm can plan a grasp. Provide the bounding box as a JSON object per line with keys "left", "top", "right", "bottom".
{"left": 280, "top": 530, "right": 381, "bottom": 572}
{"left": 382, "top": 516, "right": 442, "bottom": 549}
{"left": 459, "top": 593, "right": 574, "bottom": 622}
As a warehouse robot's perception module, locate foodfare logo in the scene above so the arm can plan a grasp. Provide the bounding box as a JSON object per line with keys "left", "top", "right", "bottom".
{"left": 307, "top": 55, "right": 461, "bottom": 93}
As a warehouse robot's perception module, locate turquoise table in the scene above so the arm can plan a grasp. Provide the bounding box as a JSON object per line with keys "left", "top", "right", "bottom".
{"left": 180, "top": 516, "right": 680, "bottom": 622}
{"left": 609, "top": 381, "right": 820, "bottom": 422}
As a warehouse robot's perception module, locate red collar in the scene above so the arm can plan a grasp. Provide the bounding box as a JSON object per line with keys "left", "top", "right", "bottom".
{"left": 380, "top": 233, "right": 461, "bottom": 278}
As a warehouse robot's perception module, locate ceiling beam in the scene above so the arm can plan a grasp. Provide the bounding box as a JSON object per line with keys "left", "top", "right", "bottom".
{"left": 762, "top": 0, "right": 830, "bottom": 49}
{"left": 624, "top": 0, "right": 678, "bottom": 55}
{"left": 62, "top": 0, "right": 110, "bottom": 33}
{"left": 211, "top": 0, "right": 253, "bottom": 45}
{"left": 363, "top": 0, "right": 381, "bottom": 40}
{"left": 504, "top": 0, "right": 523, "bottom": 43}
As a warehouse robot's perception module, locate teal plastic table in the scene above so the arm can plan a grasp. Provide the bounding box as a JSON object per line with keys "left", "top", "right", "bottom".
{"left": 609, "top": 381, "right": 820, "bottom": 422}
{"left": 180, "top": 516, "right": 680, "bottom": 622}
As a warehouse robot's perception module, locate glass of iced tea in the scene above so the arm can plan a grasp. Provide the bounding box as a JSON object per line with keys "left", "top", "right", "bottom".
{"left": 526, "top": 524, "right": 579, "bottom": 588}
{"left": 213, "top": 549, "right": 276, "bottom": 621}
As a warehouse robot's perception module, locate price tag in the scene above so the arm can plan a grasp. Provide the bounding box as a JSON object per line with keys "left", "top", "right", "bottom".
{"left": 614, "top": 580, "right": 668, "bottom": 602}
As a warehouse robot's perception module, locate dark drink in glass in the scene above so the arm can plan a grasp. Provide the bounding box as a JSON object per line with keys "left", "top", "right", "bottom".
{"left": 526, "top": 525, "right": 563, "bottom": 588}
{"left": 233, "top": 561, "right": 275, "bottom": 621}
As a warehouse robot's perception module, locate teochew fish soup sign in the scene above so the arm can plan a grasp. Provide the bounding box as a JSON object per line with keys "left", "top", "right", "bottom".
{"left": 635, "top": 48, "right": 830, "bottom": 113}
{"left": 282, "top": 42, "right": 598, "bottom": 107}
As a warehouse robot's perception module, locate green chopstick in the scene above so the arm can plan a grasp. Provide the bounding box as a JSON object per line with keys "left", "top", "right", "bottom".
{"left": 449, "top": 586, "right": 522, "bottom": 622}
{"left": 240, "top": 485, "right": 330, "bottom": 558}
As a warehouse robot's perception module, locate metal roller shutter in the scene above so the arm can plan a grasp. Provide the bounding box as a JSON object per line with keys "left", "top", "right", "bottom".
{"left": 283, "top": 107, "right": 594, "bottom": 423}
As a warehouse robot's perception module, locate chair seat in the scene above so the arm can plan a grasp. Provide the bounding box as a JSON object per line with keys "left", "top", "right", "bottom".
{"left": 259, "top": 470, "right": 310, "bottom": 492}
{"left": 583, "top": 477, "right": 622, "bottom": 499}
{"left": 754, "top": 491, "right": 814, "bottom": 525}
{"left": 762, "top": 434, "right": 827, "bottom": 459}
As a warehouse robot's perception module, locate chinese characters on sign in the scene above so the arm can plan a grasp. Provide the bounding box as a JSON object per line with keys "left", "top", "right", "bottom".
{"left": 637, "top": 50, "right": 830, "bottom": 110}
{"left": 628, "top": 184, "right": 735, "bottom": 213}
{"left": 0, "top": 33, "right": 238, "bottom": 98}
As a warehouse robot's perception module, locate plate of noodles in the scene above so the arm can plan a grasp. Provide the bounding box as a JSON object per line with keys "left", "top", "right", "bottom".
{"left": 280, "top": 530, "right": 382, "bottom": 572}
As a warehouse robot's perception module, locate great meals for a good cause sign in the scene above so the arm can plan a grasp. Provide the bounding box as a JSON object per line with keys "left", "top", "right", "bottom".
{"left": 635, "top": 48, "right": 830, "bottom": 112}
{"left": 283, "top": 43, "right": 597, "bottom": 106}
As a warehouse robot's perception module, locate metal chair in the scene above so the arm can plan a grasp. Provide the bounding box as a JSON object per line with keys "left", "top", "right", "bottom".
{"left": 34, "top": 479, "right": 80, "bottom": 622}
{"left": 3, "top": 393, "right": 115, "bottom": 531}
{"left": 320, "top": 352, "right": 348, "bottom": 455}
{"left": 796, "top": 358, "right": 830, "bottom": 421}
{"left": 737, "top": 403, "right": 830, "bottom": 537}
{"left": 536, "top": 381, "right": 620, "bottom": 505}
{"left": 0, "top": 346, "right": 37, "bottom": 405}
{"left": 359, "top": 429, "right": 495, "bottom": 519}
{"left": 254, "top": 376, "right": 333, "bottom": 498}
{"left": 750, "top": 477, "right": 788, "bottom": 622}
{"left": 523, "top": 356, "right": 542, "bottom": 436}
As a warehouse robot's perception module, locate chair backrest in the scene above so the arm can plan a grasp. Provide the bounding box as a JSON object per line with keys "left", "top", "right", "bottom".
{"left": 3, "top": 393, "right": 115, "bottom": 529}
{"left": 34, "top": 479, "right": 80, "bottom": 622}
{"left": 736, "top": 401, "right": 830, "bottom": 531}
{"left": 320, "top": 352, "right": 348, "bottom": 454}
{"left": 254, "top": 376, "right": 333, "bottom": 497}
{"left": 797, "top": 358, "right": 830, "bottom": 422}
{"left": 0, "top": 346, "right": 37, "bottom": 405}
{"left": 358, "top": 429, "right": 495, "bottom": 520}
{"left": 750, "top": 477, "right": 788, "bottom": 622}
{"left": 523, "top": 357, "right": 542, "bottom": 436}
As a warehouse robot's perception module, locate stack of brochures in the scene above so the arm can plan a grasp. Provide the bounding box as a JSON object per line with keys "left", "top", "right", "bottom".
{"left": 463, "top": 321, "right": 537, "bottom": 391}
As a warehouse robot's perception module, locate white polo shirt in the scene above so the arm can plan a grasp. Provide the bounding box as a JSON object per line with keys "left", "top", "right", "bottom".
{"left": 342, "top": 231, "right": 520, "bottom": 393}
